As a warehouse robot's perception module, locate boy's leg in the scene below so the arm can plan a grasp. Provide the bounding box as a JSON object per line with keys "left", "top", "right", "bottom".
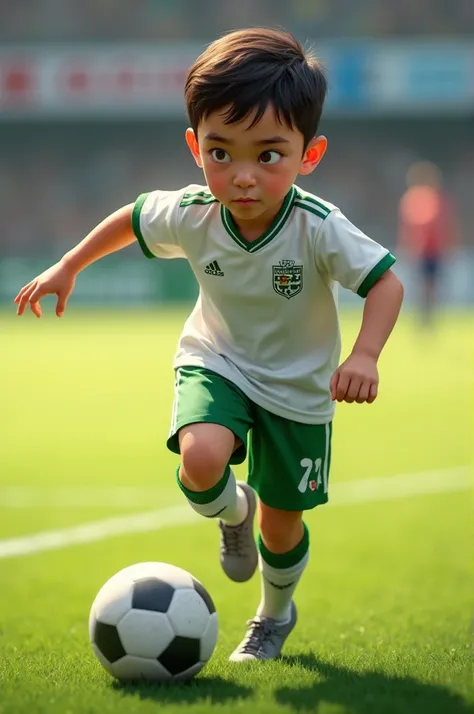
{"left": 177, "top": 424, "right": 258, "bottom": 582}
{"left": 178, "top": 422, "right": 246, "bottom": 521}
{"left": 229, "top": 505, "right": 307, "bottom": 662}
{"left": 229, "top": 408, "right": 331, "bottom": 661}
{"left": 167, "top": 367, "right": 257, "bottom": 582}
{"left": 256, "top": 505, "right": 308, "bottom": 622}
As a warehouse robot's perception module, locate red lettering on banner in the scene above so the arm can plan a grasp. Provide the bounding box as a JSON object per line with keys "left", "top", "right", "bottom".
{"left": 0, "top": 50, "right": 198, "bottom": 113}
{"left": 1, "top": 63, "right": 33, "bottom": 102}
{"left": 5, "top": 69, "right": 30, "bottom": 93}
{"left": 67, "top": 70, "right": 89, "bottom": 93}
{"left": 55, "top": 64, "right": 189, "bottom": 99}
{"left": 117, "top": 70, "right": 134, "bottom": 90}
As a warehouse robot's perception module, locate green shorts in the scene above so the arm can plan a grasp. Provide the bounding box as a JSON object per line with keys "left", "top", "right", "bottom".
{"left": 167, "top": 366, "right": 332, "bottom": 511}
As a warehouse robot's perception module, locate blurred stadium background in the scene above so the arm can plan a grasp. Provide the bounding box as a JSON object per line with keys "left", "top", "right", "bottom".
{"left": 1, "top": 6, "right": 473, "bottom": 712}
{"left": 0, "top": 0, "right": 473, "bottom": 308}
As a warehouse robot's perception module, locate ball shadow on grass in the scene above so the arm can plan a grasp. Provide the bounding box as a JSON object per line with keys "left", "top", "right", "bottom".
{"left": 112, "top": 675, "right": 252, "bottom": 705}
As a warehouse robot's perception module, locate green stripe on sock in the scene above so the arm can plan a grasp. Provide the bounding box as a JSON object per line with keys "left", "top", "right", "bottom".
{"left": 258, "top": 522, "right": 309, "bottom": 569}
{"left": 176, "top": 465, "right": 231, "bottom": 504}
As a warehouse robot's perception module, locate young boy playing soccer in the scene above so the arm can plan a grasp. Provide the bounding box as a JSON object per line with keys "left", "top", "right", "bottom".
{"left": 15, "top": 29, "right": 404, "bottom": 662}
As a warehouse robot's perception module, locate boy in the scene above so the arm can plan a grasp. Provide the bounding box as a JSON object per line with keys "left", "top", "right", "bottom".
{"left": 14, "top": 29, "right": 404, "bottom": 662}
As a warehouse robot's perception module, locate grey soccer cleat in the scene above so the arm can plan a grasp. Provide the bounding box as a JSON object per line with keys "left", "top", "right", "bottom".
{"left": 218, "top": 481, "right": 258, "bottom": 583}
{"left": 229, "top": 601, "right": 297, "bottom": 662}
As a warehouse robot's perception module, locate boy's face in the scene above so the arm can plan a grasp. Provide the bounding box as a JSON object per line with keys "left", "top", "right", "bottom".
{"left": 186, "top": 105, "right": 326, "bottom": 231}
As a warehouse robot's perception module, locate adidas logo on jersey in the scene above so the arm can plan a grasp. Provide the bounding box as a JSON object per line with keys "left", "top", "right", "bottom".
{"left": 205, "top": 261, "right": 224, "bottom": 276}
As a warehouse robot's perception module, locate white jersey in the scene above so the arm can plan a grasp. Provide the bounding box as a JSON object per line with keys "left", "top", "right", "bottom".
{"left": 132, "top": 184, "right": 395, "bottom": 424}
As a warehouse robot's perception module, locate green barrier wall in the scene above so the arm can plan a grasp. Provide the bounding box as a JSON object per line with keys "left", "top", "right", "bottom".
{"left": 0, "top": 256, "right": 199, "bottom": 305}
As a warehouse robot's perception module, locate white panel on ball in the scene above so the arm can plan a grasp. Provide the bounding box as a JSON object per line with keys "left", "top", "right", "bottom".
{"left": 117, "top": 609, "right": 175, "bottom": 658}
{"left": 137, "top": 562, "right": 195, "bottom": 588}
{"left": 91, "top": 578, "right": 134, "bottom": 626}
{"left": 88, "top": 605, "right": 97, "bottom": 641}
{"left": 167, "top": 589, "right": 211, "bottom": 638}
{"left": 112, "top": 655, "right": 171, "bottom": 682}
{"left": 200, "top": 613, "right": 219, "bottom": 662}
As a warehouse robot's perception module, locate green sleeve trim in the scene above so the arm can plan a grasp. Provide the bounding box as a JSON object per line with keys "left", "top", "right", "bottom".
{"left": 258, "top": 522, "right": 309, "bottom": 568}
{"left": 357, "top": 252, "right": 396, "bottom": 298}
{"left": 132, "top": 193, "right": 155, "bottom": 259}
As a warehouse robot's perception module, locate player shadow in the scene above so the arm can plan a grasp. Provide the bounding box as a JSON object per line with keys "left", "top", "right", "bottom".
{"left": 276, "top": 653, "right": 471, "bottom": 714}
{"left": 112, "top": 675, "right": 252, "bottom": 705}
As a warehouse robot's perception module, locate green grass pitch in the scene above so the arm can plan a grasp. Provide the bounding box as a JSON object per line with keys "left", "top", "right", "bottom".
{"left": 0, "top": 306, "right": 472, "bottom": 714}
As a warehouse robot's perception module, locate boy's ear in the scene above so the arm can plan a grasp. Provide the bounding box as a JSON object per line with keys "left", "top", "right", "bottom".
{"left": 299, "top": 136, "right": 327, "bottom": 176}
{"left": 185, "top": 128, "right": 203, "bottom": 168}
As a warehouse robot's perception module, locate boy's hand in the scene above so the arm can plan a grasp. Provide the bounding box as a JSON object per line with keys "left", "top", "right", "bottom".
{"left": 14, "top": 260, "right": 76, "bottom": 318}
{"left": 330, "top": 351, "right": 379, "bottom": 404}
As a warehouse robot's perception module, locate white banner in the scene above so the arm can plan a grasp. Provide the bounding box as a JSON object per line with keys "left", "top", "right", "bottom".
{"left": 0, "top": 44, "right": 201, "bottom": 117}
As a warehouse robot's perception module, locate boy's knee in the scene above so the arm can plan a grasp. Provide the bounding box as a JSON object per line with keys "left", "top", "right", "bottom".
{"left": 179, "top": 424, "right": 234, "bottom": 491}
{"left": 180, "top": 443, "right": 226, "bottom": 487}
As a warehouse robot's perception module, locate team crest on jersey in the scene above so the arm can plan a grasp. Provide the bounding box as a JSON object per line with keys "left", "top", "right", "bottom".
{"left": 272, "top": 260, "right": 303, "bottom": 299}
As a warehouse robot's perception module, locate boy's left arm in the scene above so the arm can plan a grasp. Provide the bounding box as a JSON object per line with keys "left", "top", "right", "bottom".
{"left": 330, "top": 270, "right": 404, "bottom": 404}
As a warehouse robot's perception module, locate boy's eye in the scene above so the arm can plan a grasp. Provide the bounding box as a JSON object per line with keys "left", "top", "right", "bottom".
{"left": 259, "top": 150, "right": 282, "bottom": 165}
{"left": 210, "top": 148, "right": 231, "bottom": 163}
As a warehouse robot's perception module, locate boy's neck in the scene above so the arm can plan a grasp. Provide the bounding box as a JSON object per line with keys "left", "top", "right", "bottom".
{"left": 229, "top": 200, "right": 284, "bottom": 242}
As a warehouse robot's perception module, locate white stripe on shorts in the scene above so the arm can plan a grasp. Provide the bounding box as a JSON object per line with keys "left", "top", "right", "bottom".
{"left": 323, "top": 423, "right": 330, "bottom": 493}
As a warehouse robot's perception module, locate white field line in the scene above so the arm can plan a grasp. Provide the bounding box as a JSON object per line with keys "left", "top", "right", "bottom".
{"left": 0, "top": 467, "right": 470, "bottom": 561}
{"left": 329, "top": 466, "right": 471, "bottom": 505}
{"left": 0, "top": 506, "right": 199, "bottom": 560}
{"left": 0, "top": 467, "right": 470, "bottom": 509}
{"left": 0, "top": 486, "right": 179, "bottom": 509}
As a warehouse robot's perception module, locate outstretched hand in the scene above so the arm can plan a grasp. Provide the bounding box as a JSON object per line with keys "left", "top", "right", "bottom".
{"left": 330, "top": 352, "right": 379, "bottom": 404}
{"left": 14, "top": 261, "right": 76, "bottom": 318}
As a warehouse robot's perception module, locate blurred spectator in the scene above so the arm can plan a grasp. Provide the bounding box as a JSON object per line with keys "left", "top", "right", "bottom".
{"left": 397, "top": 161, "right": 459, "bottom": 325}
{"left": 0, "top": 0, "right": 473, "bottom": 41}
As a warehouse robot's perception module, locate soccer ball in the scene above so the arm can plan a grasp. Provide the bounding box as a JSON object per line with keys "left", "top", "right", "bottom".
{"left": 89, "top": 562, "right": 218, "bottom": 682}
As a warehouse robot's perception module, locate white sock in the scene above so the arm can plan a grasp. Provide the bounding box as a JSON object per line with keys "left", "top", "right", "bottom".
{"left": 221, "top": 482, "right": 249, "bottom": 526}
{"left": 256, "top": 527, "right": 309, "bottom": 622}
{"left": 178, "top": 467, "right": 248, "bottom": 525}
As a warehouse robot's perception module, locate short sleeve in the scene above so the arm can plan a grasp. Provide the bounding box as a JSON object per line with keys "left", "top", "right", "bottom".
{"left": 315, "top": 209, "right": 396, "bottom": 297}
{"left": 132, "top": 189, "right": 186, "bottom": 259}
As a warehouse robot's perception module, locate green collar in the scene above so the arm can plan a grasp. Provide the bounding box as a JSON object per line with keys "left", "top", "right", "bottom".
{"left": 220, "top": 186, "right": 296, "bottom": 253}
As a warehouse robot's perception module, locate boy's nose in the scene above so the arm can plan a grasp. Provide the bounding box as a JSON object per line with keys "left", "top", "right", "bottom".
{"left": 233, "top": 170, "right": 257, "bottom": 189}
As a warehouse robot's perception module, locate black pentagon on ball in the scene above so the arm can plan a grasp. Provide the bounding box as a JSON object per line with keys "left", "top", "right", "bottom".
{"left": 192, "top": 578, "right": 216, "bottom": 614}
{"left": 93, "top": 620, "right": 126, "bottom": 663}
{"left": 158, "top": 636, "right": 201, "bottom": 675}
{"left": 132, "top": 577, "right": 175, "bottom": 613}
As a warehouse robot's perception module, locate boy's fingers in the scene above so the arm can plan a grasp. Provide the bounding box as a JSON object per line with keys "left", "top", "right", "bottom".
{"left": 330, "top": 371, "right": 339, "bottom": 400}
{"left": 356, "top": 381, "right": 371, "bottom": 403}
{"left": 14, "top": 286, "right": 26, "bottom": 303}
{"left": 56, "top": 293, "right": 68, "bottom": 316}
{"left": 17, "top": 283, "right": 37, "bottom": 315}
{"left": 367, "top": 382, "right": 378, "bottom": 403}
{"left": 27, "top": 286, "right": 46, "bottom": 305}
{"left": 345, "top": 376, "right": 363, "bottom": 403}
{"left": 335, "top": 372, "right": 350, "bottom": 401}
{"left": 14, "top": 282, "right": 32, "bottom": 304}
{"left": 30, "top": 301, "right": 42, "bottom": 318}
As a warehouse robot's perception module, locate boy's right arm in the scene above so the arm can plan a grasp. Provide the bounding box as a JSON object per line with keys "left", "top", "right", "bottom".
{"left": 14, "top": 204, "right": 135, "bottom": 318}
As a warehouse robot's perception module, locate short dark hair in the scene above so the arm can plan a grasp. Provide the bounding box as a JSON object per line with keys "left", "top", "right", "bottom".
{"left": 185, "top": 28, "right": 327, "bottom": 149}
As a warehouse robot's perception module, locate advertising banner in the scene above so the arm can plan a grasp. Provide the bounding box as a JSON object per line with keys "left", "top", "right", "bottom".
{"left": 0, "top": 42, "right": 473, "bottom": 118}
